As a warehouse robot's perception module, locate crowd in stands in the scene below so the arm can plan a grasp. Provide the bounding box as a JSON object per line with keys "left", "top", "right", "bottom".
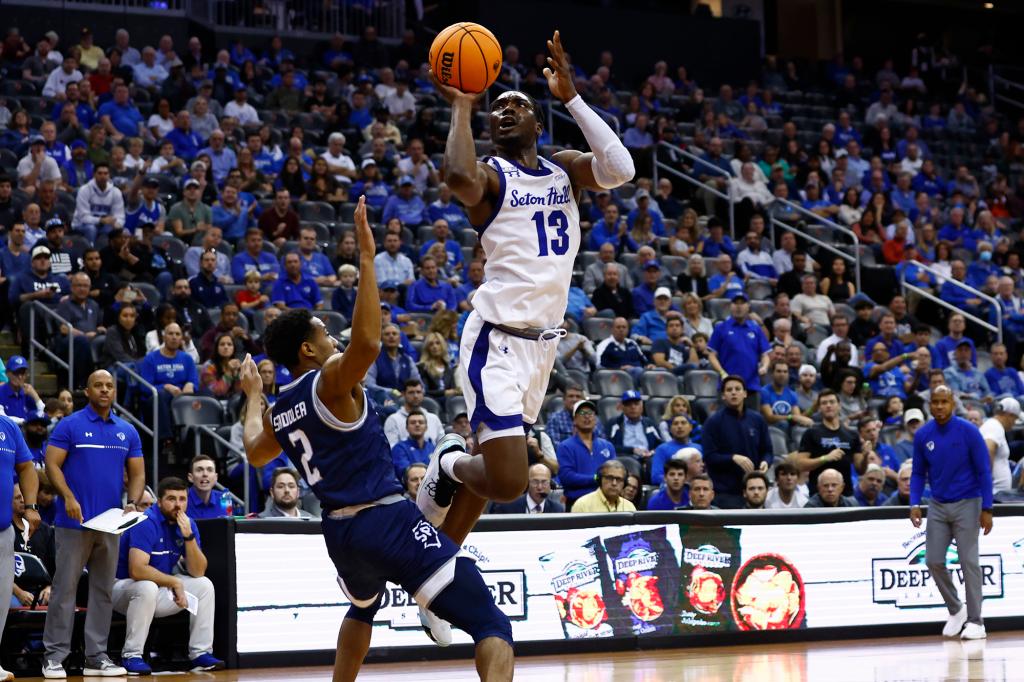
{"left": 0, "top": 23, "right": 1022, "bottom": 523}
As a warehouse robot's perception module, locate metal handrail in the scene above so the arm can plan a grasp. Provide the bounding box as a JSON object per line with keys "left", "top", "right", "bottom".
{"left": 655, "top": 140, "right": 732, "bottom": 178}
{"left": 653, "top": 140, "right": 736, "bottom": 239}
{"left": 899, "top": 260, "right": 1001, "bottom": 343}
{"left": 193, "top": 424, "right": 250, "bottom": 513}
{"left": 115, "top": 361, "right": 160, "bottom": 486}
{"left": 28, "top": 303, "right": 73, "bottom": 388}
{"left": 902, "top": 282, "right": 999, "bottom": 342}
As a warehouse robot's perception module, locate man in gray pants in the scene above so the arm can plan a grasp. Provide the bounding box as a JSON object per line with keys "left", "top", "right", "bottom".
{"left": 0, "top": 413, "right": 42, "bottom": 682}
{"left": 910, "top": 386, "right": 993, "bottom": 641}
{"left": 43, "top": 370, "right": 146, "bottom": 678}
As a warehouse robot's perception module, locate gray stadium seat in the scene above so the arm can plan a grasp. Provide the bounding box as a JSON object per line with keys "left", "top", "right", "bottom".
{"left": 170, "top": 396, "right": 224, "bottom": 441}
{"left": 708, "top": 298, "right": 731, "bottom": 321}
{"left": 769, "top": 427, "right": 789, "bottom": 458}
{"left": 445, "top": 395, "right": 468, "bottom": 423}
{"left": 597, "top": 396, "right": 620, "bottom": 424}
{"left": 683, "top": 370, "right": 720, "bottom": 398}
{"left": 583, "top": 317, "right": 614, "bottom": 342}
{"left": 640, "top": 371, "right": 679, "bottom": 398}
{"left": 593, "top": 369, "right": 633, "bottom": 397}
{"left": 645, "top": 397, "right": 668, "bottom": 422}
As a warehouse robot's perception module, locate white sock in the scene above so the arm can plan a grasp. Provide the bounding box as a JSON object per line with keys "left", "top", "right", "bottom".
{"left": 440, "top": 451, "right": 470, "bottom": 483}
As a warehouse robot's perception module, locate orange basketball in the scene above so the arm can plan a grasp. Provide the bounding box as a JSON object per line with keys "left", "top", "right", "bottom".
{"left": 429, "top": 22, "right": 503, "bottom": 94}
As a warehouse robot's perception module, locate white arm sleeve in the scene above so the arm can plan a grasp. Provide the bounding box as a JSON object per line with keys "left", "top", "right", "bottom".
{"left": 564, "top": 95, "right": 635, "bottom": 188}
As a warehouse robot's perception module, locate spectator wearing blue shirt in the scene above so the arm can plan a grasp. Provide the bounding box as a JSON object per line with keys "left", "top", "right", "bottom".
{"left": 702, "top": 375, "right": 773, "bottom": 508}
{"left": 428, "top": 183, "right": 469, "bottom": 231}
{"left": 296, "top": 227, "right": 337, "bottom": 285}
{"left": 132, "top": 47, "right": 168, "bottom": 89}
{"left": 556, "top": 399, "right": 617, "bottom": 505}
{"left": 910, "top": 387, "right": 992, "bottom": 638}
{"left": 98, "top": 84, "right": 145, "bottom": 139}
{"left": 456, "top": 259, "right": 485, "bottom": 311}
{"left": 966, "top": 245, "right": 999, "bottom": 291}
{"left": 188, "top": 250, "right": 228, "bottom": 309}
{"left": 0, "top": 223, "right": 31, "bottom": 283}
{"left": 365, "top": 324, "right": 421, "bottom": 394}
{"left": 866, "top": 313, "right": 908, "bottom": 359}
{"left": 405, "top": 256, "right": 456, "bottom": 313}
{"left": 834, "top": 112, "right": 861, "bottom": 148}
{"left": 632, "top": 289, "right": 677, "bottom": 343}
{"left": 391, "top": 411, "right": 435, "bottom": 480}
{"left": 943, "top": 341, "right": 990, "bottom": 402}
{"left": 350, "top": 159, "right": 392, "bottom": 210}
{"left": 692, "top": 137, "right": 732, "bottom": 216}
{"left": 211, "top": 185, "right": 252, "bottom": 241}
{"left": 709, "top": 295, "right": 772, "bottom": 394}
{"left": 418, "top": 219, "right": 464, "bottom": 273}
{"left": 164, "top": 111, "right": 203, "bottom": 163}
{"left": 985, "top": 344, "right": 1024, "bottom": 398}
{"left": 650, "top": 418, "right": 702, "bottom": 486}
{"left": 937, "top": 207, "right": 969, "bottom": 247}
{"left": 185, "top": 454, "right": 227, "bottom": 520}
{"left": 112, "top": 476, "right": 222, "bottom": 675}
{"left": 890, "top": 173, "right": 916, "bottom": 214}
{"left": 698, "top": 218, "right": 737, "bottom": 259}
{"left": 331, "top": 264, "right": 357, "bottom": 320}
{"left": 646, "top": 458, "right": 692, "bottom": 510}
{"left": 939, "top": 260, "right": 985, "bottom": 317}
{"left": 565, "top": 286, "right": 596, "bottom": 324}
{"left": 853, "top": 464, "right": 889, "bottom": 506}
{"left": 607, "top": 390, "right": 663, "bottom": 474}
{"left": 912, "top": 161, "right": 944, "bottom": 197}
{"left": 271, "top": 253, "right": 323, "bottom": 310}
{"left": 631, "top": 260, "right": 662, "bottom": 315}
{"left": 197, "top": 130, "right": 236, "bottom": 185}
{"left": 231, "top": 228, "right": 280, "bottom": 284}
{"left": 588, "top": 204, "right": 636, "bottom": 252}
{"left": 626, "top": 190, "right": 665, "bottom": 236}
{"left": 42, "top": 370, "right": 145, "bottom": 678}
{"left": 595, "top": 317, "right": 650, "bottom": 381}
{"left": 760, "top": 362, "right": 815, "bottom": 440}
{"left": 736, "top": 231, "right": 778, "bottom": 283}
{"left": 11, "top": 245, "right": 70, "bottom": 346}
{"left": 864, "top": 341, "right": 913, "bottom": 399}
{"left": 382, "top": 176, "right": 429, "bottom": 226}
{"left": 0, "top": 356, "right": 42, "bottom": 424}
{"left": 137, "top": 323, "right": 198, "bottom": 443}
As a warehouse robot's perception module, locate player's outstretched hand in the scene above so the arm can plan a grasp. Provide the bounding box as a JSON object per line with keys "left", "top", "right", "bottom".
{"left": 239, "top": 353, "right": 262, "bottom": 397}
{"left": 353, "top": 195, "right": 375, "bottom": 259}
{"left": 429, "top": 69, "right": 483, "bottom": 106}
{"left": 543, "top": 30, "right": 578, "bottom": 103}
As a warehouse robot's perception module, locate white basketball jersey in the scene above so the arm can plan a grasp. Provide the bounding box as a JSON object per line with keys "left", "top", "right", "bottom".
{"left": 471, "top": 155, "right": 581, "bottom": 328}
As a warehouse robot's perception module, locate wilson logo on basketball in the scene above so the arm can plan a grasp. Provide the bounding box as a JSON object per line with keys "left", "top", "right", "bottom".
{"left": 440, "top": 51, "right": 455, "bottom": 82}
{"left": 871, "top": 542, "right": 1003, "bottom": 608}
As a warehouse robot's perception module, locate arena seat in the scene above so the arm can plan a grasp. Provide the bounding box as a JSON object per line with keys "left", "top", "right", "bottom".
{"left": 592, "top": 369, "right": 633, "bottom": 397}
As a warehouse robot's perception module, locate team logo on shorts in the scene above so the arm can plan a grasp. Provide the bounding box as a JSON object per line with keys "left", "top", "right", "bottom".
{"left": 412, "top": 520, "right": 442, "bottom": 550}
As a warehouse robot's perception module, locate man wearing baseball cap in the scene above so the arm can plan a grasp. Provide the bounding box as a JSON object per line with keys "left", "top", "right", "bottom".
{"left": 633, "top": 286, "right": 678, "bottom": 344}
{"left": 630, "top": 259, "right": 662, "bottom": 315}
{"left": 382, "top": 175, "right": 428, "bottom": 226}
{"left": 17, "top": 135, "right": 62, "bottom": 196}
{"left": 23, "top": 410, "right": 51, "bottom": 466}
{"left": 555, "top": 398, "right": 616, "bottom": 507}
{"left": 980, "top": 397, "right": 1019, "bottom": 496}
{"left": 608, "top": 389, "right": 663, "bottom": 478}
{"left": 10, "top": 245, "right": 69, "bottom": 353}
{"left": 0, "top": 356, "right": 45, "bottom": 424}
{"left": 709, "top": 292, "right": 772, "bottom": 399}
{"left": 893, "top": 408, "right": 926, "bottom": 463}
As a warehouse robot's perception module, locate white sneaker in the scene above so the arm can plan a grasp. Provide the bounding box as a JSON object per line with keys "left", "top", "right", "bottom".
{"left": 419, "top": 605, "right": 452, "bottom": 647}
{"left": 82, "top": 655, "right": 127, "bottom": 676}
{"left": 416, "top": 433, "right": 466, "bottom": 527}
{"left": 942, "top": 605, "right": 968, "bottom": 637}
{"left": 960, "top": 622, "right": 987, "bottom": 640}
{"left": 0, "top": 665, "right": 14, "bottom": 681}
{"left": 42, "top": 660, "right": 66, "bottom": 679}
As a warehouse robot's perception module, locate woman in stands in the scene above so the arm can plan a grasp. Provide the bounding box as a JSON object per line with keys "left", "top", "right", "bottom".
{"left": 417, "top": 332, "right": 459, "bottom": 409}
{"left": 680, "top": 293, "right": 713, "bottom": 338}
{"left": 200, "top": 333, "right": 242, "bottom": 398}
{"left": 332, "top": 230, "right": 358, "bottom": 270}
{"left": 658, "top": 395, "right": 701, "bottom": 444}
{"left": 258, "top": 358, "right": 278, "bottom": 405}
{"left": 100, "top": 303, "right": 147, "bottom": 369}
{"left": 236, "top": 147, "right": 271, "bottom": 194}
{"left": 668, "top": 208, "right": 700, "bottom": 257}
{"left": 147, "top": 98, "right": 175, "bottom": 141}
{"left": 428, "top": 310, "right": 461, "bottom": 365}
{"left": 629, "top": 213, "right": 658, "bottom": 253}
{"left": 306, "top": 156, "right": 345, "bottom": 205}
{"left": 820, "top": 256, "right": 856, "bottom": 302}
{"left": 838, "top": 187, "right": 863, "bottom": 226}
{"left": 276, "top": 156, "right": 306, "bottom": 199}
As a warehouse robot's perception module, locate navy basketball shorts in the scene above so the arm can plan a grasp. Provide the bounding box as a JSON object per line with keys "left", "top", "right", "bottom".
{"left": 460, "top": 311, "right": 560, "bottom": 444}
{"left": 323, "top": 500, "right": 512, "bottom": 645}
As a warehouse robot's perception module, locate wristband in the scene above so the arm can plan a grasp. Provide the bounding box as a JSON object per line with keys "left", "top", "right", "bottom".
{"left": 182, "top": 533, "right": 196, "bottom": 542}
{"left": 25, "top": 504, "right": 39, "bottom": 511}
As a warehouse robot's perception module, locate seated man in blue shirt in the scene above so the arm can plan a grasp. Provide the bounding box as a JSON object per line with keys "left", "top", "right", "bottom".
{"left": 137, "top": 323, "right": 198, "bottom": 444}
{"left": 760, "top": 362, "right": 814, "bottom": 441}
{"left": 594, "top": 317, "right": 651, "bottom": 381}
{"left": 555, "top": 399, "right": 617, "bottom": 507}
{"left": 863, "top": 341, "right": 913, "bottom": 399}
{"left": 231, "top": 228, "right": 280, "bottom": 285}
{"left": 381, "top": 176, "right": 428, "bottom": 226}
{"left": 633, "top": 289, "right": 678, "bottom": 344}
{"left": 271, "top": 253, "right": 323, "bottom": 310}
{"left": 865, "top": 313, "right": 908, "bottom": 359}
{"left": 185, "top": 454, "right": 227, "bottom": 520}
{"left": 985, "top": 343, "right": 1024, "bottom": 399}
{"left": 651, "top": 422, "right": 703, "bottom": 486}
{"left": 943, "top": 340, "right": 991, "bottom": 404}
{"left": 112, "top": 476, "right": 223, "bottom": 675}
{"left": 607, "top": 390, "right": 663, "bottom": 477}
{"left": 418, "top": 219, "right": 464, "bottom": 273}
{"left": 0, "top": 355, "right": 44, "bottom": 423}
{"left": 405, "top": 255, "right": 457, "bottom": 313}
{"left": 853, "top": 463, "right": 889, "bottom": 507}
{"left": 646, "top": 458, "right": 690, "bottom": 510}
{"left": 707, "top": 253, "right": 745, "bottom": 300}
{"left": 391, "top": 410, "right": 435, "bottom": 481}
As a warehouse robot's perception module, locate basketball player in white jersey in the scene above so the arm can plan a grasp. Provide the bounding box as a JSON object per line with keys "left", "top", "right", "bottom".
{"left": 418, "top": 30, "right": 634, "bottom": 543}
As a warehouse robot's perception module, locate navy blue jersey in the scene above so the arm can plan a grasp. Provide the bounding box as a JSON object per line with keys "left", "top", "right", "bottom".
{"left": 271, "top": 370, "right": 402, "bottom": 510}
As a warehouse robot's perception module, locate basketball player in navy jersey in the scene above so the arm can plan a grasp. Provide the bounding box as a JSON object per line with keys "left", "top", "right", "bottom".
{"left": 239, "top": 197, "right": 513, "bottom": 682}
{"left": 418, "top": 30, "right": 634, "bottom": 545}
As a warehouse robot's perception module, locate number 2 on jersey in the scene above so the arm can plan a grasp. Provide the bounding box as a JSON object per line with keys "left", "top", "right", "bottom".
{"left": 532, "top": 209, "right": 570, "bottom": 257}
{"left": 288, "top": 429, "right": 322, "bottom": 485}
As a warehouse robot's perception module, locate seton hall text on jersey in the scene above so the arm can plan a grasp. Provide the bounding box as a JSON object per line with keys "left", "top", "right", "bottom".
{"left": 272, "top": 400, "right": 308, "bottom": 432}
{"left": 509, "top": 184, "right": 571, "bottom": 208}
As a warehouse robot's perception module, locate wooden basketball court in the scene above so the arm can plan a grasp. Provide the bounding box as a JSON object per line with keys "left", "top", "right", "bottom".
{"left": 13, "top": 631, "right": 1021, "bottom": 681}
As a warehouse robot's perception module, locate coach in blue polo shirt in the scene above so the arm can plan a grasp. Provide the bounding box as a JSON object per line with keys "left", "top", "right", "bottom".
{"left": 911, "top": 386, "right": 993, "bottom": 641}
{"left": 112, "top": 476, "right": 222, "bottom": 674}
{"left": 0, "top": 409, "right": 40, "bottom": 682}
{"left": 556, "top": 399, "right": 617, "bottom": 507}
{"left": 271, "top": 252, "right": 323, "bottom": 310}
{"left": 708, "top": 293, "right": 771, "bottom": 398}
{"left": 42, "top": 369, "right": 145, "bottom": 678}
{"left": 0, "top": 355, "right": 44, "bottom": 423}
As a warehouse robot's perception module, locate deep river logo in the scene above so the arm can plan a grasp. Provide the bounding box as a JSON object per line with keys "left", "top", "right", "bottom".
{"left": 871, "top": 541, "right": 1003, "bottom": 608}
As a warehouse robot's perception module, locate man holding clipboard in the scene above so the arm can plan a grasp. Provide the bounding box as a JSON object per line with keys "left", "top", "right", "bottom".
{"left": 42, "top": 370, "right": 146, "bottom": 679}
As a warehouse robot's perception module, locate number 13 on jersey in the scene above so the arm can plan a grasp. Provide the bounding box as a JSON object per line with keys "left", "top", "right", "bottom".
{"left": 532, "top": 209, "right": 570, "bottom": 257}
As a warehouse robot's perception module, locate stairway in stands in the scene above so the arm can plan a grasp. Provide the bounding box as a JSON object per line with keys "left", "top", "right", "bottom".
{"left": 0, "top": 331, "right": 58, "bottom": 397}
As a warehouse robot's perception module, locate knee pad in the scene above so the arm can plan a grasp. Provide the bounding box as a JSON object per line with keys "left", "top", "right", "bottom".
{"left": 429, "top": 558, "right": 513, "bottom": 646}
{"left": 345, "top": 593, "right": 382, "bottom": 626}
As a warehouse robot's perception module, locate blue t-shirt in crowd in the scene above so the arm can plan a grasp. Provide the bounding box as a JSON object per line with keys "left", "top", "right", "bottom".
{"left": 187, "top": 486, "right": 227, "bottom": 520}
{"left": 985, "top": 367, "right": 1024, "bottom": 397}
{"left": 650, "top": 441, "right": 702, "bottom": 486}
{"left": 760, "top": 385, "right": 799, "bottom": 416}
{"left": 0, "top": 384, "right": 37, "bottom": 422}
{"left": 231, "top": 251, "right": 281, "bottom": 284}
{"left": 271, "top": 274, "right": 322, "bottom": 309}
{"left": 0, "top": 415, "right": 31, "bottom": 530}
{"left": 116, "top": 504, "right": 201, "bottom": 578}
{"left": 708, "top": 317, "right": 771, "bottom": 391}
{"left": 48, "top": 405, "right": 143, "bottom": 529}
{"left": 137, "top": 349, "right": 199, "bottom": 389}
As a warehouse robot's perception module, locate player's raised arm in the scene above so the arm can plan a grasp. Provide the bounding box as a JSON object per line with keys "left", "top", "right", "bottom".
{"left": 240, "top": 354, "right": 280, "bottom": 467}
{"left": 545, "top": 31, "right": 635, "bottom": 191}
{"left": 432, "top": 71, "right": 495, "bottom": 209}
{"left": 320, "top": 196, "right": 381, "bottom": 396}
